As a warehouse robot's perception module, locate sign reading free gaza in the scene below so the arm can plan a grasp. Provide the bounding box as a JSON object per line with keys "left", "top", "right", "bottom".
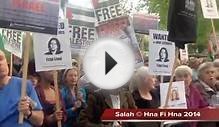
{"left": 0, "top": 0, "right": 60, "bottom": 34}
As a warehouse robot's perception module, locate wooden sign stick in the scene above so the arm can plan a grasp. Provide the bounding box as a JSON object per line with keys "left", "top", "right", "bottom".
{"left": 53, "top": 71, "right": 62, "bottom": 127}
{"left": 19, "top": 32, "right": 31, "bottom": 124}
{"left": 211, "top": 19, "right": 218, "bottom": 52}
{"left": 9, "top": 53, "right": 13, "bottom": 76}
{"left": 160, "top": 76, "right": 164, "bottom": 84}
{"left": 164, "top": 47, "right": 179, "bottom": 107}
{"left": 76, "top": 57, "right": 81, "bottom": 99}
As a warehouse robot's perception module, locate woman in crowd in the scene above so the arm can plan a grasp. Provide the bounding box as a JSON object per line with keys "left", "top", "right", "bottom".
{"left": 174, "top": 65, "right": 215, "bottom": 127}
{"left": 28, "top": 60, "right": 40, "bottom": 87}
{"left": 196, "top": 62, "right": 217, "bottom": 104}
{"left": 130, "top": 66, "right": 160, "bottom": 127}
{"left": 61, "top": 67, "right": 87, "bottom": 127}
{"left": 35, "top": 71, "right": 66, "bottom": 127}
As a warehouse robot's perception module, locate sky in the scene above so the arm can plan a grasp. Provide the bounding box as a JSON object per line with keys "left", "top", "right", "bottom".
{"left": 69, "top": 0, "right": 93, "bottom": 8}
{"left": 68, "top": 0, "right": 141, "bottom": 11}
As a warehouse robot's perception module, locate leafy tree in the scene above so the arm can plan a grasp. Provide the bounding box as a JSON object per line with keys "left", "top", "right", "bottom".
{"left": 145, "top": 0, "right": 219, "bottom": 53}
{"left": 122, "top": 0, "right": 219, "bottom": 53}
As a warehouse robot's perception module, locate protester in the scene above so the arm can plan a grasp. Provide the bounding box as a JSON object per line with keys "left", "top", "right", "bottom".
{"left": 0, "top": 50, "right": 44, "bottom": 126}
{"left": 131, "top": 66, "right": 160, "bottom": 127}
{"left": 79, "top": 88, "right": 136, "bottom": 127}
{"left": 61, "top": 67, "right": 87, "bottom": 127}
{"left": 195, "top": 62, "right": 217, "bottom": 104}
{"left": 35, "top": 70, "right": 66, "bottom": 127}
{"left": 188, "top": 57, "right": 200, "bottom": 81}
{"left": 213, "top": 60, "right": 219, "bottom": 90}
{"left": 174, "top": 65, "right": 215, "bottom": 127}
{"left": 28, "top": 60, "right": 39, "bottom": 87}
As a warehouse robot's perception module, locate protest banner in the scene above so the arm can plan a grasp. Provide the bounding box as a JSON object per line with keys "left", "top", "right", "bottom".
{"left": 168, "top": 0, "right": 197, "bottom": 49}
{"left": 66, "top": 4, "right": 97, "bottom": 57}
{"left": 200, "top": 0, "right": 219, "bottom": 19}
{"left": 179, "top": 44, "right": 189, "bottom": 62}
{"left": 133, "top": 14, "right": 159, "bottom": 34}
{"left": 0, "top": 0, "right": 60, "bottom": 34}
{"left": 92, "top": 0, "right": 123, "bottom": 25}
{"left": 33, "top": 19, "right": 72, "bottom": 72}
{"left": 0, "top": 29, "right": 23, "bottom": 58}
{"left": 96, "top": 16, "right": 144, "bottom": 67}
{"left": 148, "top": 30, "right": 175, "bottom": 76}
{"left": 160, "top": 81, "right": 187, "bottom": 108}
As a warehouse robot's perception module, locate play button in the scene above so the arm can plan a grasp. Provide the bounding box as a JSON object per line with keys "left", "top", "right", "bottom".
{"left": 105, "top": 52, "right": 117, "bottom": 75}
{"left": 83, "top": 38, "right": 135, "bottom": 90}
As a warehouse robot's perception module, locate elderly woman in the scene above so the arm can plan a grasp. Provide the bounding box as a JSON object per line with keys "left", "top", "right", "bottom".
{"left": 131, "top": 66, "right": 160, "bottom": 108}
{"left": 196, "top": 62, "right": 217, "bottom": 104}
{"left": 174, "top": 65, "right": 215, "bottom": 127}
{"left": 131, "top": 66, "right": 160, "bottom": 127}
{"left": 175, "top": 65, "right": 209, "bottom": 108}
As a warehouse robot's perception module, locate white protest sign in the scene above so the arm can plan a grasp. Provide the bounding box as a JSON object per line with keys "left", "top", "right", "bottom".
{"left": 96, "top": 16, "right": 144, "bottom": 67}
{"left": 180, "top": 44, "right": 189, "bottom": 62}
{"left": 0, "top": 29, "right": 23, "bottom": 58}
{"left": 33, "top": 19, "right": 72, "bottom": 72}
{"left": 66, "top": 5, "right": 97, "bottom": 57}
{"left": 149, "top": 30, "right": 175, "bottom": 76}
{"left": 200, "top": 0, "right": 219, "bottom": 19}
{"left": 160, "top": 81, "right": 187, "bottom": 109}
{"left": 92, "top": 0, "right": 123, "bottom": 25}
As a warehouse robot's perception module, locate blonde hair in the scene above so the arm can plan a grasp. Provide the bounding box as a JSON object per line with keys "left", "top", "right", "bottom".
{"left": 130, "top": 66, "right": 151, "bottom": 92}
{"left": 175, "top": 65, "right": 192, "bottom": 77}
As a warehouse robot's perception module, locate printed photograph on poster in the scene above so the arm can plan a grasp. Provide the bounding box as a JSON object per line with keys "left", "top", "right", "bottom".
{"left": 66, "top": 5, "right": 97, "bottom": 57}
{"left": 149, "top": 29, "right": 175, "bottom": 76}
{"left": 0, "top": 29, "right": 23, "bottom": 58}
{"left": 92, "top": 0, "right": 123, "bottom": 25}
{"left": 200, "top": 0, "right": 219, "bottom": 19}
{"left": 156, "top": 47, "right": 170, "bottom": 62}
{"left": 0, "top": 0, "right": 60, "bottom": 34}
{"left": 96, "top": 16, "right": 144, "bottom": 67}
{"left": 44, "top": 38, "right": 63, "bottom": 55}
{"left": 160, "top": 81, "right": 187, "bottom": 109}
{"left": 33, "top": 19, "right": 72, "bottom": 72}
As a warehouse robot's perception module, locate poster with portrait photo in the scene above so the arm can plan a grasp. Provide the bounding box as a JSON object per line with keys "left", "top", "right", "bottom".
{"left": 33, "top": 19, "right": 72, "bottom": 72}
{"left": 200, "top": 0, "right": 219, "bottom": 19}
{"left": 149, "top": 30, "right": 175, "bottom": 76}
{"left": 96, "top": 16, "right": 144, "bottom": 67}
{"left": 160, "top": 81, "right": 187, "bottom": 108}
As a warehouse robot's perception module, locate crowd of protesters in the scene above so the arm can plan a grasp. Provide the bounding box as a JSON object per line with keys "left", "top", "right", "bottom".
{"left": 1, "top": 49, "right": 219, "bottom": 127}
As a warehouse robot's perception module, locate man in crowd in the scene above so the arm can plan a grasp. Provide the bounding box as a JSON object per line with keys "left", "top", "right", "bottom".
{"left": 79, "top": 88, "right": 136, "bottom": 127}
{"left": 0, "top": 50, "right": 44, "bottom": 126}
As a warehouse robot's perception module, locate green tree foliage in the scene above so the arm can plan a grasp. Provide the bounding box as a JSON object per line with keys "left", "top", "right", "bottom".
{"left": 143, "top": 0, "right": 219, "bottom": 53}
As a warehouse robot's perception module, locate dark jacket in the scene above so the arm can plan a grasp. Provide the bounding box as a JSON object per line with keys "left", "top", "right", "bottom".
{"left": 132, "top": 89, "right": 160, "bottom": 127}
{"left": 79, "top": 90, "right": 137, "bottom": 127}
